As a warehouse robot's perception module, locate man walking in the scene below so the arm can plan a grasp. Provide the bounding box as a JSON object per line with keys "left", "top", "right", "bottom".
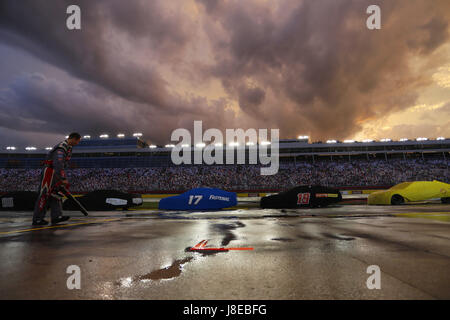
{"left": 32, "top": 133, "right": 81, "bottom": 226}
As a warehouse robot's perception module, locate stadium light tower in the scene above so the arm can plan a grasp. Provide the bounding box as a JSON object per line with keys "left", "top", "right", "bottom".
{"left": 399, "top": 138, "right": 408, "bottom": 142}
{"left": 416, "top": 137, "right": 428, "bottom": 141}
{"left": 45, "top": 147, "right": 52, "bottom": 150}
{"left": 326, "top": 140, "right": 337, "bottom": 144}
{"left": 83, "top": 135, "right": 91, "bottom": 139}
{"left": 6, "top": 146, "right": 16, "bottom": 150}
{"left": 436, "top": 137, "right": 445, "bottom": 140}
{"left": 380, "top": 138, "right": 391, "bottom": 142}
{"left": 100, "top": 134, "right": 109, "bottom": 138}
{"left": 117, "top": 133, "right": 125, "bottom": 138}
{"left": 343, "top": 140, "right": 355, "bottom": 143}
{"left": 362, "top": 139, "right": 373, "bottom": 143}
{"left": 133, "top": 133, "right": 143, "bottom": 137}
{"left": 149, "top": 145, "right": 157, "bottom": 148}
{"left": 25, "top": 147, "right": 36, "bottom": 151}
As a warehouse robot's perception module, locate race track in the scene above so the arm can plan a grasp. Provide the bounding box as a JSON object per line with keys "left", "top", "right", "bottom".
{"left": 0, "top": 204, "right": 449, "bottom": 299}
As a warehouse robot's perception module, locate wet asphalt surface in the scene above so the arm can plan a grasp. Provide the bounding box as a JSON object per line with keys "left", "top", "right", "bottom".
{"left": 0, "top": 204, "right": 449, "bottom": 299}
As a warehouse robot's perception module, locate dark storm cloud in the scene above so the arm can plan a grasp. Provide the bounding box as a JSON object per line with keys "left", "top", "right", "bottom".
{"left": 0, "top": 0, "right": 178, "bottom": 108}
{"left": 0, "top": 0, "right": 449, "bottom": 145}
{"left": 0, "top": 73, "right": 131, "bottom": 134}
{"left": 238, "top": 86, "right": 266, "bottom": 115}
{"left": 197, "top": 0, "right": 450, "bottom": 139}
{"left": 0, "top": 0, "right": 239, "bottom": 144}
{"left": 0, "top": 72, "right": 237, "bottom": 145}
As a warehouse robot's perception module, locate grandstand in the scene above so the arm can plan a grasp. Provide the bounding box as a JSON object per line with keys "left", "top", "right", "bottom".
{"left": 0, "top": 135, "right": 448, "bottom": 193}
{"left": 1, "top": 135, "right": 449, "bottom": 169}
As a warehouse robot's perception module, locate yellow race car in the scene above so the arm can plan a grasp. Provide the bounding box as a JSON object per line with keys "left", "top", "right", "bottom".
{"left": 368, "top": 180, "right": 450, "bottom": 205}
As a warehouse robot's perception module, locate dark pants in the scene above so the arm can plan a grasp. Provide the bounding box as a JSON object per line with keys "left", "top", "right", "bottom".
{"left": 32, "top": 167, "right": 63, "bottom": 222}
{"left": 32, "top": 195, "right": 63, "bottom": 221}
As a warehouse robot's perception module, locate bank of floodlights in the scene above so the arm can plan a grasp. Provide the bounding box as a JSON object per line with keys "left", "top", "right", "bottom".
{"left": 416, "top": 137, "right": 428, "bottom": 141}
{"left": 362, "top": 139, "right": 373, "bottom": 143}
{"left": 380, "top": 138, "right": 391, "bottom": 142}
{"left": 149, "top": 145, "right": 157, "bottom": 148}
{"left": 436, "top": 137, "right": 445, "bottom": 140}
{"left": 343, "top": 140, "right": 355, "bottom": 143}
{"left": 399, "top": 138, "right": 408, "bottom": 142}
{"left": 83, "top": 135, "right": 91, "bottom": 139}
{"left": 6, "top": 146, "right": 16, "bottom": 150}
{"left": 99, "top": 134, "right": 109, "bottom": 138}
{"left": 25, "top": 147, "right": 36, "bottom": 151}
{"left": 326, "top": 140, "right": 337, "bottom": 144}
{"left": 133, "top": 133, "right": 143, "bottom": 137}
{"left": 117, "top": 133, "right": 125, "bottom": 138}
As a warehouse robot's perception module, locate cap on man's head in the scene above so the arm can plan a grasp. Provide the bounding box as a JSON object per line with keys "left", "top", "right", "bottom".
{"left": 68, "top": 132, "right": 81, "bottom": 140}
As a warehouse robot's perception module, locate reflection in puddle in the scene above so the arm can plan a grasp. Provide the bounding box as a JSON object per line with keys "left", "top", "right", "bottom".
{"left": 321, "top": 233, "right": 355, "bottom": 241}
{"left": 271, "top": 237, "right": 294, "bottom": 242}
{"left": 116, "top": 220, "right": 248, "bottom": 288}
{"left": 137, "top": 257, "right": 193, "bottom": 281}
{"left": 212, "top": 221, "right": 245, "bottom": 246}
{"left": 116, "top": 257, "right": 193, "bottom": 287}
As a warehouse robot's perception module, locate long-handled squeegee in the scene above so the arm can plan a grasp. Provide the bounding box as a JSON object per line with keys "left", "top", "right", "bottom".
{"left": 60, "top": 186, "right": 89, "bottom": 216}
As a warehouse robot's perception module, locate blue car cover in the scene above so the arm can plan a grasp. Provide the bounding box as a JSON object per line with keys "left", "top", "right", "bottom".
{"left": 158, "top": 188, "right": 237, "bottom": 210}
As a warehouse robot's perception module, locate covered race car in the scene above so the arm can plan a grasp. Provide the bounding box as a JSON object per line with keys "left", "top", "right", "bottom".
{"left": 0, "top": 191, "right": 37, "bottom": 211}
{"left": 63, "top": 190, "right": 143, "bottom": 211}
{"left": 368, "top": 180, "right": 450, "bottom": 205}
{"left": 158, "top": 188, "right": 237, "bottom": 211}
{"left": 260, "top": 185, "right": 342, "bottom": 209}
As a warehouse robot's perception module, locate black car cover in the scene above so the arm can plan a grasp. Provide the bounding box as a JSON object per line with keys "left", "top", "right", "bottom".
{"left": 62, "top": 190, "right": 143, "bottom": 211}
{"left": 260, "top": 185, "right": 342, "bottom": 209}
{"left": 0, "top": 191, "right": 38, "bottom": 211}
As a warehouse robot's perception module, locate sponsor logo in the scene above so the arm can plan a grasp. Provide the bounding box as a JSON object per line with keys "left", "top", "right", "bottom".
{"left": 105, "top": 198, "right": 128, "bottom": 206}
{"left": 209, "top": 195, "right": 230, "bottom": 202}
{"left": 327, "top": 193, "right": 339, "bottom": 198}
{"left": 1, "top": 197, "right": 14, "bottom": 208}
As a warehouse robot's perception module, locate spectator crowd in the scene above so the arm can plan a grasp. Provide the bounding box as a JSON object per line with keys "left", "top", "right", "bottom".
{"left": 0, "top": 159, "right": 448, "bottom": 193}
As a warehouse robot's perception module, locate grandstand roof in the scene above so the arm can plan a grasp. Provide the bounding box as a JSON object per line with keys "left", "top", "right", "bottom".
{"left": 2, "top": 137, "right": 449, "bottom": 156}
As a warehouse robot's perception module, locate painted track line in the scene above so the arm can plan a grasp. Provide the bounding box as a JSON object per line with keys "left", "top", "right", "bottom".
{"left": 0, "top": 218, "right": 120, "bottom": 235}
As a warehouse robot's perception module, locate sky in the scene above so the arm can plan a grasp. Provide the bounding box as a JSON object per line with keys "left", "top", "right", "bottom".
{"left": 0, "top": 0, "right": 449, "bottom": 147}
